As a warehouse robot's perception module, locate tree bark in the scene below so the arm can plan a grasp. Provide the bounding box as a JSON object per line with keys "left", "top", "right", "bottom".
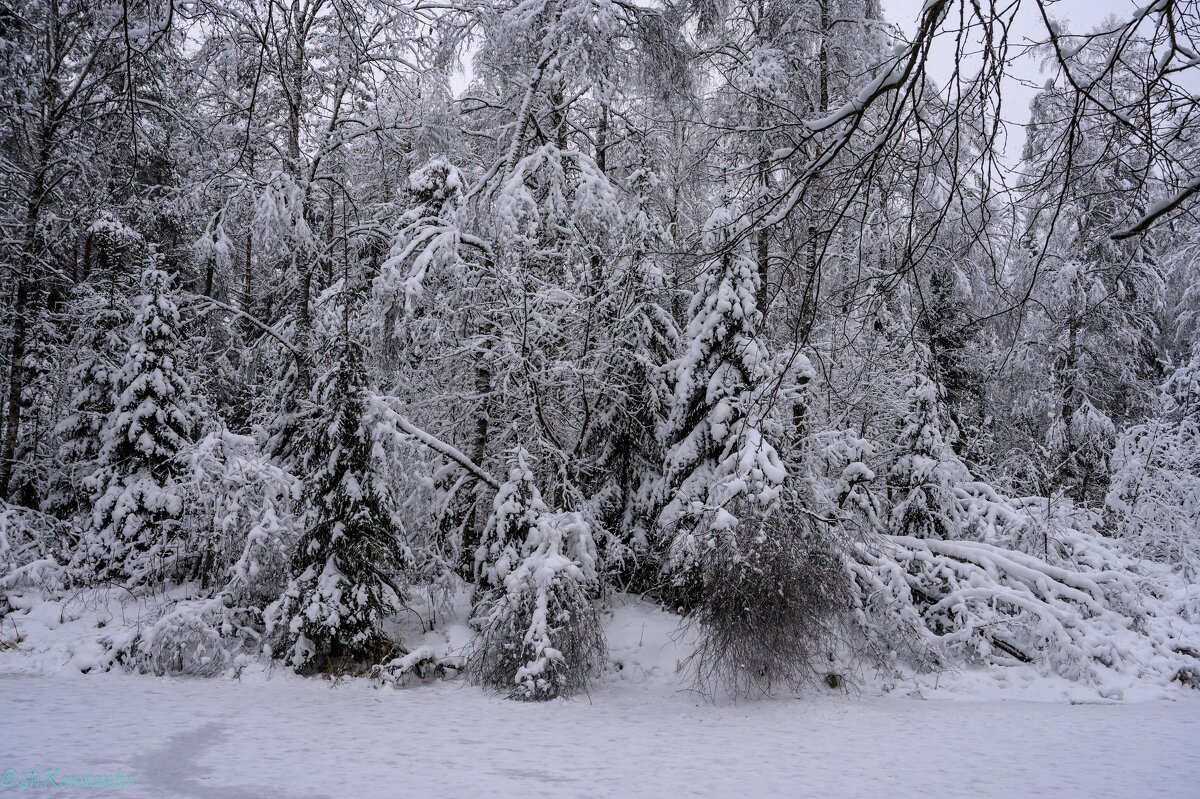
{"left": 1, "top": 146, "right": 49, "bottom": 500}
{"left": 1, "top": 279, "right": 32, "bottom": 500}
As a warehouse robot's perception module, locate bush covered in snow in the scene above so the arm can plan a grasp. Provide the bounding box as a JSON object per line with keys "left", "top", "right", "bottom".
{"left": 471, "top": 451, "right": 606, "bottom": 700}
{"left": 683, "top": 505, "right": 852, "bottom": 697}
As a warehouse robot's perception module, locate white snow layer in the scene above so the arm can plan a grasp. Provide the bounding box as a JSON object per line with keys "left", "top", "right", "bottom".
{"left": 1, "top": 595, "right": 1197, "bottom": 798}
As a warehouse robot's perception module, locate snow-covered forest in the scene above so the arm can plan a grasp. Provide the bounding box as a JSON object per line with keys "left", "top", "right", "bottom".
{"left": 1, "top": 0, "right": 1199, "bottom": 787}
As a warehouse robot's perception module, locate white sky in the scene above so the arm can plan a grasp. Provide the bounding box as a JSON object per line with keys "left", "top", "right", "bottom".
{"left": 452, "top": 1, "right": 1166, "bottom": 163}
{"left": 882, "top": 0, "right": 1146, "bottom": 160}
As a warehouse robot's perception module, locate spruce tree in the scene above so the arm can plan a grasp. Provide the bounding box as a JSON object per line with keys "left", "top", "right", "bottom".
{"left": 83, "top": 266, "right": 197, "bottom": 584}
{"left": 474, "top": 448, "right": 542, "bottom": 592}
{"left": 581, "top": 173, "right": 680, "bottom": 570}
{"left": 7, "top": 304, "right": 63, "bottom": 508}
{"left": 472, "top": 448, "right": 604, "bottom": 700}
{"left": 657, "top": 203, "right": 797, "bottom": 562}
{"left": 47, "top": 296, "right": 132, "bottom": 520}
{"left": 49, "top": 216, "right": 145, "bottom": 521}
{"left": 271, "top": 342, "right": 407, "bottom": 670}
{"left": 889, "top": 371, "right": 973, "bottom": 540}
{"left": 654, "top": 205, "right": 844, "bottom": 695}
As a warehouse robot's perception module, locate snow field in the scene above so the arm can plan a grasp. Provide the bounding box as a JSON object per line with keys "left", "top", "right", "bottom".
{"left": 2, "top": 594, "right": 1198, "bottom": 799}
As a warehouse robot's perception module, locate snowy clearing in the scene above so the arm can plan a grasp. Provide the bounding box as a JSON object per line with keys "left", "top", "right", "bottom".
{"left": 1, "top": 670, "right": 1198, "bottom": 799}
{"left": 2, "top": 594, "right": 1199, "bottom": 798}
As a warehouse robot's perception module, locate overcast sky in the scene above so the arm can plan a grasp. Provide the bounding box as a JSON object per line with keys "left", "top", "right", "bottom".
{"left": 881, "top": 0, "right": 1145, "bottom": 161}
{"left": 450, "top": 1, "right": 1160, "bottom": 163}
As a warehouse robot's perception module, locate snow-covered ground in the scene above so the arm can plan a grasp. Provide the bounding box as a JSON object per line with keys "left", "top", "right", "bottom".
{"left": 2, "top": 670, "right": 1198, "bottom": 798}
{"left": 1, "top": 595, "right": 1198, "bottom": 798}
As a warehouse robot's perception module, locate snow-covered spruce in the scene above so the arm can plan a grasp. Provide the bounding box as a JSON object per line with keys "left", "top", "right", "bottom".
{"left": 471, "top": 449, "right": 605, "bottom": 700}
{"left": 80, "top": 267, "right": 197, "bottom": 586}
{"left": 888, "top": 370, "right": 975, "bottom": 541}
{"left": 581, "top": 168, "right": 681, "bottom": 577}
{"left": 653, "top": 202, "right": 844, "bottom": 694}
{"left": 267, "top": 343, "right": 409, "bottom": 672}
{"left": 45, "top": 284, "right": 132, "bottom": 521}
{"left": 657, "top": 202, "right": 797, "bottom": 548}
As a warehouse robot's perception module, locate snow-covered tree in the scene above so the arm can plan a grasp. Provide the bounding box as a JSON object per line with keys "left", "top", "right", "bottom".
{"left": 652, "top": 202, "right": 847, "bottom": 695}
{"left": 888, "top": 370, "right": 974, "bottom": 541}
{"left": 657, "top": 202, "right": 796, "bottom": 557}
{"left": 474, "top": 448, "right": 543, "bottom": 592}
{"left": 1106, "top": 352, "right": 1200, "bottom": 570}
{"left": 82, "top": 267, "right": 197, "bottom": 584}
{"left": 471, "top": 448, "right": 603, "bottom": 700}
{"left": 46, "top": 299, "right": 128, "bottom": 521}
{"left": 1006, "top": 34, "right": 1168, "bottom": 504}
{"left": 46, "top": 217, "right": 145, "bottom": 519}
{"left": 578, "top": 169, "right": 680, "bottom": 570}
{"left": 268, "top": 342, "right": 408, "bottom": 671}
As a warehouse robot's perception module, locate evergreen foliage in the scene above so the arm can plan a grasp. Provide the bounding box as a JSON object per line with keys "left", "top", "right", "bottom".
{"left": 82, "top": 267, "right": 196, "bottom": 585}
{"left": 270, "top": 343, "right": 408, "bottom": 671}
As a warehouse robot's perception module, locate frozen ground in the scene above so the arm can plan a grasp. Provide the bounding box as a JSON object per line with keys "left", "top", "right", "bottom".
{"left": 2, "top": 670, "right": 1198, "bottom": 798}
{"left": 1, "top": 595, "right": 1198, "bottom": 798}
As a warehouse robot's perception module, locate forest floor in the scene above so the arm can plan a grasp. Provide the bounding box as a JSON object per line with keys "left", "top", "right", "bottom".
{"left": 1, "top": 595, "right": 1198, "bottom": 798}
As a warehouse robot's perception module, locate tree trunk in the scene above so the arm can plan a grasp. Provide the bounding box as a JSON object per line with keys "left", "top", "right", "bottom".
{"left": 241, "top": 231, "right": 255, "bottom": 335}
{"left": 819, "top": 0, "right": 831, "bottom": 113}
{"left": 1, "top": 148, "right": 48, "bottom": 500}
{"left": 1, "top": 279, "right": 32, "bottom": 500}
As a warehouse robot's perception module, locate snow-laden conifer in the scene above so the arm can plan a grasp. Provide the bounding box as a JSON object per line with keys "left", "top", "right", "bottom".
{"left": 654, "top": 202, "right": 846, "bottom": 695}
{"left": 268, "top": 342, "right": 408, "bottom": 671}
{"left": 658, "top": 202, "right": 800, "bottom": 562}
{"left": 889, "top": 370, "right": 974, "bottom": 540}
{"left": 471, "top": 448, "right": 604, "bottom": 700}
{"left": 83, "top": 266, "right": 197, "bottom": 585}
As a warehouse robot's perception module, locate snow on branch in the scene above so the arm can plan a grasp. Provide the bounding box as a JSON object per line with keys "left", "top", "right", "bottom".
{"left": 1111, "top": 176, "right": 1200, "bottom": 240}
{"left": 851, "top": 529, "right": 1200, "bottom": 691}
{"left": 367, "top": 393, "right": 501, "bottom": 489}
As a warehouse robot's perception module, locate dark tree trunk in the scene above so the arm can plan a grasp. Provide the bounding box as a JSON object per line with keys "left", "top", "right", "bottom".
{"left": 1, "top": 279, "right": 32, "bottom": 500}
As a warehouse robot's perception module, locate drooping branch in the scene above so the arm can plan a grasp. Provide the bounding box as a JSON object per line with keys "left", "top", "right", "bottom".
{"left": 369, "top": 394, "right": 500, "bottom": 489}
{"left": 1111, "top": 175, "right": 1200, "bottom": 240}
{"left": 394, "top": 415, "right": 501, "bottom": 490}
{"left": 188, "top": 296, "right": 301, "bottom": 356}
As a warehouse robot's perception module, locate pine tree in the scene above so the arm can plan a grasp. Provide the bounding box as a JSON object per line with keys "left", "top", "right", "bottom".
{"left": 889, "top": 370, "right": 973, "bottom": 540}
{"left": 658, "top": 203, "right": 797, "bottom": 562}
{"left": 270, "top": 342, "right": 407, "bottom": 671}
{"left": 472, "top": 448, "right": 603, "bottom": 700}
{"left": 83, "top": 266, "right": 197, "bottom": 584}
